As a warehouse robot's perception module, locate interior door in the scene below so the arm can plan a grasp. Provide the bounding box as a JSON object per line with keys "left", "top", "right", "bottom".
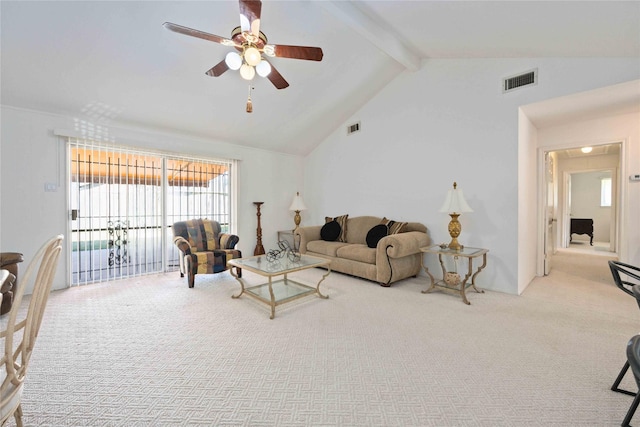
{"left": 610, "top": 168, "right": 618, "bottom": 252}
{"left": 543, "top": 152, "right": 556, "bottom": 275}
{"left": 563, "top": 172, "right": 573, "bottom": 248}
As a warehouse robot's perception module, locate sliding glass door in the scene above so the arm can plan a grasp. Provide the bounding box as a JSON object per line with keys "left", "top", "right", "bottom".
{"left": 67, "top": 139, "right": 235, "bottom": 285}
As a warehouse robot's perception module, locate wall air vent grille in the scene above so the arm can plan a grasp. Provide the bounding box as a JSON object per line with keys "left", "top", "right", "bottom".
{"left": 347, "top": 122, "right": 361, "bottom": 135}
{"left": 503, "top": 69, "right": 537, "bottom": 93}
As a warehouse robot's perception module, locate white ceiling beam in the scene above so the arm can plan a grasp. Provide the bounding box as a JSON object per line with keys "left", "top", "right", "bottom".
{"left": 320, "top": 1, "right": 422, "bottom": 72}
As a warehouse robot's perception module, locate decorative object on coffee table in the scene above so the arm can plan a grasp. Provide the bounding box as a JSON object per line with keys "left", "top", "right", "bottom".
{"left": 266, "top": 240, "right": 300, "bottom": 263}
{"left": 289, "top": 192, "right": 307, "bottom": 233}
{"left": 439, "top": 181, "right": 473, "bottom": 251}
{"left": 254, "top": 202, "right": 265, "bottom": 255}
{"left": 277, "top": 230, "right": 295, "bottom": 249}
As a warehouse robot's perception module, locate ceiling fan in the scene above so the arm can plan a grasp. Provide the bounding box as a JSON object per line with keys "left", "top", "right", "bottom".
{"left": 163, "top": 0, "right": 323, "bottom": 110}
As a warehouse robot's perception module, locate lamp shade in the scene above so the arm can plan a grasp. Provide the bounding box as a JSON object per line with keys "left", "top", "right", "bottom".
{"left": 244, "top": 46, "right": 262, "bottom": 66}
{"left": 289, "top": 192, "right": 307, "bottom": 211}
{"left": 439, "top": 182, "right": 473, "bottom": 214}
{"left": 239, "top": 63, "right": 255, "bottom": 80}
{"left": 256, "top": 59, "right": 271, "bottom": 77}
{"left": 225, "top": 51, "right": 242, "bottom": 70}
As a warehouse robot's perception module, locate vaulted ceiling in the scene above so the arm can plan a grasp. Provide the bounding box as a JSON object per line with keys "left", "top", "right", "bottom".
{"left": 1, "top": 1, "right": 639, "bottom": 155}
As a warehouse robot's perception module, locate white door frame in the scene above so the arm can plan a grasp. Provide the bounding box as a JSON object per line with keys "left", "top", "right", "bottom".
{"left": 536, "top": 139, "right": 627, "bottom": 276}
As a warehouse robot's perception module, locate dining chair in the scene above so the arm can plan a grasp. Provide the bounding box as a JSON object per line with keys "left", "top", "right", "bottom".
{"left": 610, "top": 262, "right": 640, "bottom": 398}
{"left": 0, "top": 235, "right": 63, "bottom": 427}
{"left": 622, "top": 334, "right": 640, "bottom": 426}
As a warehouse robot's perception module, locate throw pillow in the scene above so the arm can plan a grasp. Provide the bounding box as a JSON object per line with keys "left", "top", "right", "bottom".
{"left": 381, "top": 217, "right": 408, "bottom": 235}
{"left": 320, "top": 220, "right": 341, "bottom": 241}
{"left": 326, "top": 214, "right": 348, "bottom": 242}
{"left": 366, "top": 224, "right": 388, "bottom": 248}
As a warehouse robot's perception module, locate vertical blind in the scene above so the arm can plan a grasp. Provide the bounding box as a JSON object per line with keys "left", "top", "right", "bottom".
{"left": 67, "top": 137, "right": 236, "bottom": 285}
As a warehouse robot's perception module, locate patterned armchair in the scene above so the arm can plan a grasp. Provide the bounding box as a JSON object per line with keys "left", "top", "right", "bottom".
{"left": 172, "top": 219, "right": 242, "bottom": 288}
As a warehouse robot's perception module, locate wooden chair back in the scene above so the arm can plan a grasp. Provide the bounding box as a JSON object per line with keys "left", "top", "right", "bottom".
{"left": 0, "top": 235, "right": 63, "bottom": 426}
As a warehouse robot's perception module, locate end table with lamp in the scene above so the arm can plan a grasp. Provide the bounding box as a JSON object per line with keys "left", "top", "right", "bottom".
{"left": 423, "top": 181, "right": 487, "bottom": 304}
{"left": 420, "top": 245, "right": 489, "bottom": 305}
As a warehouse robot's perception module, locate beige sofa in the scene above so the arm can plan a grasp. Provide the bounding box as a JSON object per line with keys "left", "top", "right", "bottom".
{"left": 295, "top": 216, "right": 429, "bottom": 286}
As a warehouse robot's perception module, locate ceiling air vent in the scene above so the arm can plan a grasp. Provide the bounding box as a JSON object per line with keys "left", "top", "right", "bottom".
{"left": 347, "top": 121, "right": 361, "bottom": 135}
{"left": 503, "top": 69, "right": 537, "bottom": 93}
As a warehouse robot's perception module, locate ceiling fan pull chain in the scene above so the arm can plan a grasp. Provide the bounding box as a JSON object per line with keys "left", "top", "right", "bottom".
{"left": 246, "top": 85, "right": 253, "bottom": 113}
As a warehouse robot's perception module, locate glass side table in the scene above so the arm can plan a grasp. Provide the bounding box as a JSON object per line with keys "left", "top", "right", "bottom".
{"left": 420, "top": 245, "right": 489, "bottom": 305}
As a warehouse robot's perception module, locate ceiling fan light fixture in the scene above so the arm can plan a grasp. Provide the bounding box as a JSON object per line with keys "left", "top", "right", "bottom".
{"left": 225, "top": 51, "right": 242, "bottom": 70}
{"left": 244, "top": 46, "right": 262, "bottom": 66}
{"left": 256, "top": 60, "right": 271, "bottom": 77}
{"left": 164, "top": 0, "right": 324, "bottom": 103}
{"left": 240, "top": 63, "right": 255, "bottom": 80}
{"left": 263, "top": 45, "right": 275, "bottom": 57}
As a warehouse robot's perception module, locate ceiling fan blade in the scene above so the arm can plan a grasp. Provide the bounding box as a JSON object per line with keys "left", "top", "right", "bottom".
{"left": 205, "top": 60, "right": 229, "bottom": 77}
{"left": 239, "top": 0, "right": 262, "bottom": 38}
{"left": 163, "top": 22, "right": 237, "bottom": 47}
{"left": 266, "top": 44, "right": 323, "bottom": 61}
{"left": 265, "top": 61, "right": 289, "bottom": 90}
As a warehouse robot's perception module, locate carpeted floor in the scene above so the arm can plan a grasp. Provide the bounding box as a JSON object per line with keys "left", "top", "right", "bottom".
{"left": 6, "top": 251, "right": 640, "bottom": 426}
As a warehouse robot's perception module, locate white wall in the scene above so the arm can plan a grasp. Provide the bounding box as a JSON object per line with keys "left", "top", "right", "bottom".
{"left": 0, "top": 106, "right": 304, "bottom": 292}
{"left": 3, "top": 58, "right": 638, "bottom": 296}
{"left": 518, "top": 111, "right": 538, "bottom": 293}
{"left": 538, "top": 112, "right": 640, "bottom": 264}
{"left": 564, "top": 168, "right": 614, "bottom": 244}
{"left": 305, "top": 58, "right": 640, "bottom": 295}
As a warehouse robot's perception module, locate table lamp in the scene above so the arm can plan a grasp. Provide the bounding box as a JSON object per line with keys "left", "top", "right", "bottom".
{"left": 289, "top": 192, "right": 307, "bottom": 233}
{"left": 439, "top": 182, "right": 473, "bottom": 250}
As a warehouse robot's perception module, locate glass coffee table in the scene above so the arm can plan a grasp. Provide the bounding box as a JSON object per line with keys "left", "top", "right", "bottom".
{"left": 227, "top": 254, "right": 331, "bottom": 319}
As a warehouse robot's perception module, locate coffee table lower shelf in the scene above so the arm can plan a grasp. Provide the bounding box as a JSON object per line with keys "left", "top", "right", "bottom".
{"left": 241, "top": 278, "right": 325, "bottom": 315}
{"left": 228, "top": 254, "right": 331, "bottom": 319}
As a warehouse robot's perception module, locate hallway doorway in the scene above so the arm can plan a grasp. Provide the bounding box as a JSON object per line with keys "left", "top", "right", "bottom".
{"left": 542, "top": 142, "right": 621, "bottom": 274}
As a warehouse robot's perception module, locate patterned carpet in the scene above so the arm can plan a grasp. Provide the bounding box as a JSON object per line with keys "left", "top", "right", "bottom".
{"left": 7, "top": 251, "right": 639, "bottom": 426}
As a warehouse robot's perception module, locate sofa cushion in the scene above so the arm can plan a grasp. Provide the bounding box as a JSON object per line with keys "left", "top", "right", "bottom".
{"left": 321, "top": 220, "right": 341, "bottom": 241}
{"left": 307, "top": 240, "right": 350, "bottom": 257}
{"left": 336, "top": 244, "right": 376, "bottom": 264}
{"left": 366, "top": 224, "right": 388, "bottom": 248}
{"left": 343, "top": 216, "right": 383, "bottom": 244}
{"left": 381, "top": 217, "right": 408, "bottom": 235}
{"left": 326, "top": 214, "right": 348, "bottom": 242}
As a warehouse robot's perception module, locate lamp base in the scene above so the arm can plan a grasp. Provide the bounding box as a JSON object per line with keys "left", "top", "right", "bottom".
{"left": 447, "top": 238, "right": 463, "bottom": 251}
{"left": 447, "top": 213, "right": 463, "bottom": 251}
{"left": 293, "top": 210, "right": 301, "bottom": 232}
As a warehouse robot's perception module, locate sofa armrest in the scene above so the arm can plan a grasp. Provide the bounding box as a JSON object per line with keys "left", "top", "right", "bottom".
{"left": 294, "top": 225, "right": 322, "bottom": 254}
{"left": 173, "top": 236, "right": 192, "bottom": 255}
{"left": 377, "top": 231, "right": 429, "bottom": 259}
{"left": 219, "top": 233, "right": 240, "bottom": 249}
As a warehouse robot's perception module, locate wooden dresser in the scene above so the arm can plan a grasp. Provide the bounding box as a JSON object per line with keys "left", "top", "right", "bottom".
{"left": 570, "top": 218, "right": 594, "bottom": 245}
